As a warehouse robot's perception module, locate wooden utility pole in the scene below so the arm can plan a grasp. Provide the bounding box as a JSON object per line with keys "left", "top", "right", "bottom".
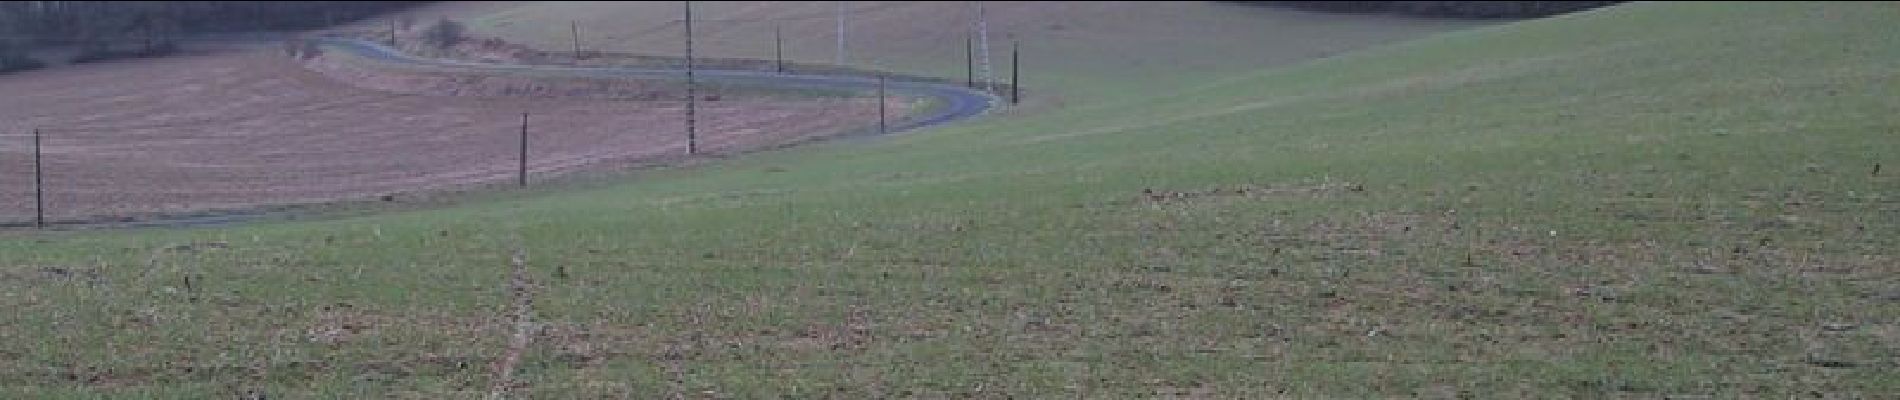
{"left": 975, "top": 2, "right": 994, "bottom": 94}
{"left": 389, "top": 19, "right": 398, "bottom": 46}
{"left": 878, "top": 73, "right": 887, "bottom": 135}
{"left": 518, "top": 113, "right": 529, "bottom": 186}
{"left": 1011, "top": 40, "right": 1020, "bottom": 104}
{"left": 966, "top": 32, "right": 975, "bottom": 88}
{"left": 685, "top": 1, "right": 698, "bottom": 155}
{"left": 775, "top": 25, "right": 785, "bottom": 73}
{"left": 33, "top": 128, "right": 44, "bottom": 228}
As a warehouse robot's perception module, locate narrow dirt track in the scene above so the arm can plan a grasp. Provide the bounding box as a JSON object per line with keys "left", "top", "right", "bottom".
{"left": 0, "top": 39, "right": 994, "bottom": 229}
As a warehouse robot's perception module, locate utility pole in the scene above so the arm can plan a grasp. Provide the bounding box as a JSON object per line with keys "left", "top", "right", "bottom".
{"left": 835, "top": 1, "right": 846, "bottom": 66}
{"left": 975, "top": 2, "right": 995, "bottom": 94}
{"left": 389, "top": 18, "right": 398, "bottom": 46}
{"left": 571, "top": 21, "right": 581, "bottom": 58}
{"left": 965, "top": 32, "right": 975, "bottom": 88}
{"left": 33, "top": 128, "right": 44, "bottom": 228}
{"left": 518, "top": 113, "right": 529, "bottom": 187}
{"left": 685, "top": 1, "right": 697, "bottom": 155}
{"left": 878, "top": 73, "right": 887, "bottom": 135}
{"left": 1011, "top": 40, "right": 1020, "bottom": 104}
{"left": 775, "top": 25, "right": 784, "bottom": 73}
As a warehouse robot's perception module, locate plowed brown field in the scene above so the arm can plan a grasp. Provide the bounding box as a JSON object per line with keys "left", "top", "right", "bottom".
{"left": 0, "top": 48, "right": 890, "bottom": 222}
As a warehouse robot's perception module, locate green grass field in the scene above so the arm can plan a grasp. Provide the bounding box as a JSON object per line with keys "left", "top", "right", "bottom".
{"left": 5, "top": 1, "right": 1898, "bottom": 397}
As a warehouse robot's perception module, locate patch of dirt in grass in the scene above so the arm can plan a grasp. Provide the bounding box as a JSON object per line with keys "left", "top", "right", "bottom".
{"left": 536, "top": 320, "right": 653, "bottom": 369}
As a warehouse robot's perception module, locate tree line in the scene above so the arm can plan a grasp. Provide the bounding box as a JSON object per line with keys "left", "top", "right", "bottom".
{"left": 1257, "top": 1, "right": 1624, "bottom": 18}
{"left": 1, "top": 1, "right": 423, "bottom": 71}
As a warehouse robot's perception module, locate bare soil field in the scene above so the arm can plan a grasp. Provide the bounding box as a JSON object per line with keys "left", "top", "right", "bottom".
{"left": 0, "top": 47, "right": 895, "bottom": 223}
{"left": 387, "top": 1, "right": 1492, "bottom": 99}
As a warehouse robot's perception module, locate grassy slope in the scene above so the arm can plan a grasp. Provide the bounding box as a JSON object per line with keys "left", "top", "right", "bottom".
{"left": 5, "top": 1, "right": 1898, "bottom": 397}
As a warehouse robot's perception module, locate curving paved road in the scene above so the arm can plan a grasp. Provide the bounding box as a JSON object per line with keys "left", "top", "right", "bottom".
{"left": 314, "top": 37, "right": 998, "bottom": 134}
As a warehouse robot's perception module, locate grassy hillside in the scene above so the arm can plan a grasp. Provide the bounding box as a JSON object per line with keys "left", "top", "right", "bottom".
{"left": 5, "top": 1, "right": 1897, "bottom": 397}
